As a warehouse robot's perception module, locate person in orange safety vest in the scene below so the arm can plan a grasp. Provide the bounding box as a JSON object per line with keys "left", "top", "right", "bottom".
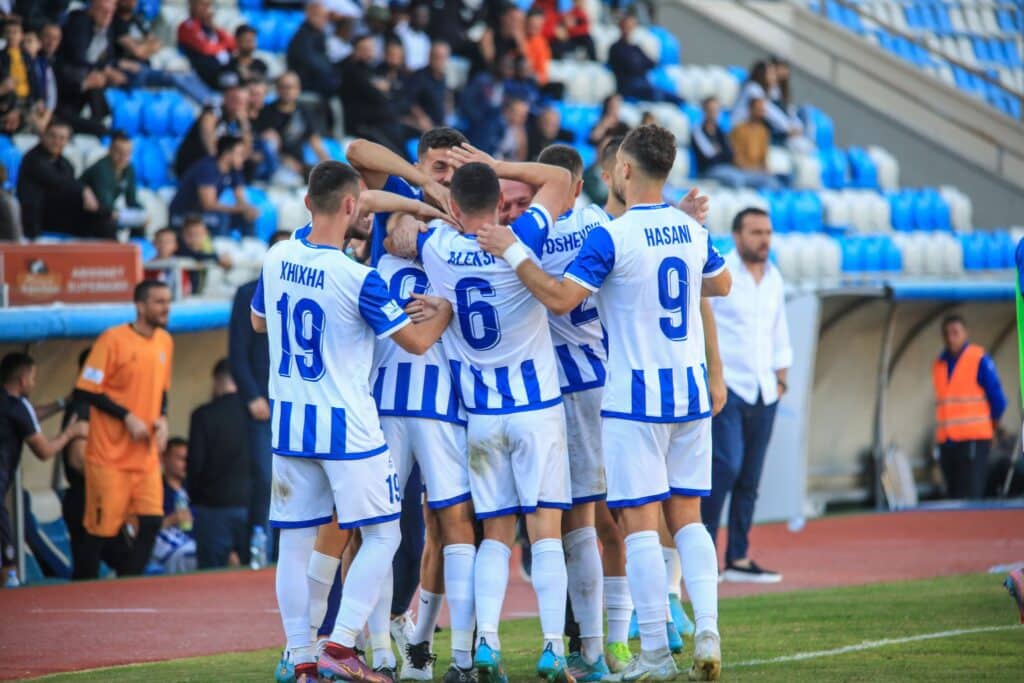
{"left": 933, "top": 314, "right": 1006, "bottom": 499}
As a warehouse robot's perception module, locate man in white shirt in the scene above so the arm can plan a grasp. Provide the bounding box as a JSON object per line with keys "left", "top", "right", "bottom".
{"left": 704, "top": 207, "right": 792, "bottom": 584}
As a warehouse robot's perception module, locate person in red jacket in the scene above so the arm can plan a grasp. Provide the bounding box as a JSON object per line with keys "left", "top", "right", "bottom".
{"left": 177, "top": 0, "right": 236, "bottom": 89}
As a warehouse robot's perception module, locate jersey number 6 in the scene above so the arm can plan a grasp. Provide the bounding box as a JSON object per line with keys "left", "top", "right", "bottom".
{"left": 455, "top": 277, "right": 501, "bottom": 351}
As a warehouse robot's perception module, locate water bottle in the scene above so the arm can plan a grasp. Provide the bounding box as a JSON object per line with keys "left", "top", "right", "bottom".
{"left": 175, "top": 490, "right": 192, "bottom": 532}
{"left": 250, "top": 526, "right": 267, "bottom": 570}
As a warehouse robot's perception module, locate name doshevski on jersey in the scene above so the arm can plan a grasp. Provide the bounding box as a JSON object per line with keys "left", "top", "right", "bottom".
{"left": 544, "top": 220, "right": 604, "bottom": 255}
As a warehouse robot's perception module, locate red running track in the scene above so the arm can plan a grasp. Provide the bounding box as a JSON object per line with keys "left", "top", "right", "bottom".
{"left": 1, "top": 508, "right": 1021, "bottom": 679}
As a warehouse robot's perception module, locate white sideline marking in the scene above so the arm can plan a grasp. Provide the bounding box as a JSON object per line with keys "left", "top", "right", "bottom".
{"left": 732, "top": 625, "right": 1020, "bottom": 668}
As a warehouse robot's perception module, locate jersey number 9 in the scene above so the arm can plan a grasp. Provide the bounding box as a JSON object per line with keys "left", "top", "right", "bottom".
{"left": 276, "top": 293, "right": 326, "bottom": 381}
{"left": 657, "top": 257, "right": 689, "bottom": 341}
{"left": 455, "top": 277, "right": 501, "bottom": 350}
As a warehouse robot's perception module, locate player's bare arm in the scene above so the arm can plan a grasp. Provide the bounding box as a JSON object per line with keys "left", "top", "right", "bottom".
{"left": 701, "top": 268, "right": 732, "bottom": 297}
{"left": 346, "top": 138, "right": 449, "bottom": 209}
{"left": 390, "top": 295, "right": 453, "bottom": 355}
{"left": 359, "top": 190, "right": 450, "bottom": 224}
{"left": 477, "top": 222, "right": 590, "bottom": 316}
{"left": 251, "top": 311, "right": 267, "bottom": 333}
{"left": 447, "top": 143, "right": 572, "bottom": 220}
{"left": 702, "top": 298, "right": 727, "bottom": 415}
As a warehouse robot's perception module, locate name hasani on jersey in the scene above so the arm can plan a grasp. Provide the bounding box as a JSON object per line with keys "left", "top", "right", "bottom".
{"left": 251, "top": 235, "right": 410, "bottom": 458}
{"left": 372, "top": 253, "right": 464, "bottom": 424}
{"left": 418, "top": 204, "right": 562, "bottom": 414}
{"left": 541, "top": 204, "right": 611, "bottom": 394}
{"left": 564, "top": 202, "right": 726, "bottom": 422}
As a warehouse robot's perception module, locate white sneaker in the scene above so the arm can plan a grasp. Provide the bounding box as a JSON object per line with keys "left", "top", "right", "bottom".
{"left": 602, "top": 648, "right": 677, "bottom": 681}
{"left": 688, "top": 630, "right": 721, "bottom": 681}
{"left": 399, "top": 640, "right": 435, "bottom": 680}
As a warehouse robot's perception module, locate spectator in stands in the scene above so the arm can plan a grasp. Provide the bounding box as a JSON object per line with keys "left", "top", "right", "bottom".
{"left": 26, "top": 26, "right": 58, "bottom": 127}
{"left": 729, "top": 97, "right": 782, "bottom": 189}
{"left": 169, "top": 135, "right": 259, "bottom": 237}
{"left": 495, "top": 95, "right": 529, "bottom": 161}
{"left": 376, "top": 38, "right": 412, "bottom": 117}
{"left": 0, "top": 16, "right": 44, "bottom": 133}
{"left": 704, "top": 207, "right": 791, "bottom": 584}
{"left": 16, "top": 119, "right": 109, "bottom": 240}
{"left": 144, "top": 227, "right": 192, "bottom": 296}
{"left": 112, "top": 0, "right": 215, "bottom": 105}
{"left": 732, "top": 60, "right": 802, "bottom": 143}
{"left": 229, "top": 24, "right": 268, "bottom": 84}
{"left": 79, "top": 131, "right": 147, "bottom": 235}
{"left": 1, "top": 352, "right": 87, "bottom": 587}
{"left": 177, "top": 0, "right": 235, "bottom": 89}
{"left": 287, "top": 0, "right": 340, "bottom": 102}
{"left": 459, "top": 52, "right": 516, "bottom": 154}
{"left": 9, "top": 1, "right": 65, "bottom": 33}
{"left": 403, "top": 41, "right": 451, "bottom": 131}
{"left": 149, "top": 436, "right": 197, "bottom": 574}
{"left": 175, "top": 83, "right": 251, "bottom": 177}
{"left": 72, "top": 280, "right": 173, "bottom": 580}
{"left": 340, "top": 33, "right": 406, "bottom": 156}
{"left": 394, "top": 1, "right": 430, "bottom": 72}
{"left": 362, "top": 3, "right": 393, "bottom": 62}
{"left": 527, "top": 104, "right": 573, "bottom": 161}
{"left": 152, "top": 227, "right": 178, "bottom": 260}
{"left": 0, "top": 166, "right": 22, "bottom": 241}
{"left": 933, "top": 315, "right": 1006, "bottom": 499}
{"left": 587, "top": 93, "right": 628, "bottom": 146}
{"left": 607, "top": 12, "right": 683, "bottom": 104}
{"left": 487, "top": 3, "right": 527, "bottom": 70}
{"left": 229, "top": 229, "right": 289, "bottom": 557}
{"left": 558, "top": 0, "right": 596, "bottom": 60}
{"left": 580, "top": 133, "right": 619, "bottom": 210}
{"left": 693, "top": 95, "right": 775, "bottom": 191}
{"left": 54, "top": 0, "right": 121, "bottom": 137}
{"left": 255, "top": 71, "right": 329, "bottom": 185}
{"left": 176, "top": 213, "right": 232, "bottom": 294}
{"left": 187, "top": 359, "right": 252, "bottom": 569}
{"left": 523, "top": 8, "right": 551, "bottom": 87}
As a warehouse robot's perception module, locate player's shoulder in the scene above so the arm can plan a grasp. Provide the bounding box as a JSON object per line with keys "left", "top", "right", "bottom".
{"left": 155, "top": 327, "right": 174, "bottom": 347}
{"left": 419, "top": 219, "right": 462, "bottom": 252}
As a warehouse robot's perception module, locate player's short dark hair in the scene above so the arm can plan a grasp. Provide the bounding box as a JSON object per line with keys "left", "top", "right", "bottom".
{"left": 166, "top": 436, "right": 188, "bottom": 452}
{"left": 451, "top": 162, "right": 500, "bottom": 216}
{"left": 269, "top": 230, "right": 292, "bottom": 246}
{"left": 133, "top": 279, "right": 170, "bottom": 303}
{"left": 216, "top": 134, "right": 243, "bottom": 158}
{"left": 620, "top": 124, "right": 676, "bottom": 180}
{"left": 306, "top": 160, "right": 361, "bottom": 215}
{"left": 731, "top": 207, "right": 769, "bottom": 233}
{"left": 941, "top": 314, "right": 966, "bottom": 330}
{"left": 235, "top": 23, "right": 256, "bottom": 38}
{"left": 212, "top": 358, "right": 231, "bottom": 378}
{"left": 0, "top": 352, "right": 34, "bottom": 384}
{"left": 601, "top": 135, "right": 625, "bottom": 171}
{"left": 537, "top": 144, "right": 583, "bottom": 180}
{"left": 417, "top": 127, "right": 469, "bottom": 158}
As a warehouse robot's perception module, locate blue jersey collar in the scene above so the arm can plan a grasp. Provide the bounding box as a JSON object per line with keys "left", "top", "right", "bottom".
{"left": 628, "top": 202, "right": 670, "bottom": 212}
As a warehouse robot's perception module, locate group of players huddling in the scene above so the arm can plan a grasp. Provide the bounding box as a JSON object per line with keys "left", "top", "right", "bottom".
{"left": 250, "top": 122, "right": 731, "bottom": 683}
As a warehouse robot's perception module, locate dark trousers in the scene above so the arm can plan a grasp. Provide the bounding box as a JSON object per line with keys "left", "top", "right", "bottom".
{"left": 72, "top": 515, "right": 161, "bottom": 579}
{"left": 939, "top": 439, "right": 991, "bottom": 499}
{"left": 702, "top": 389, "right": 778, "bottom": 564}
{"left": 248, "top": 416, "right": 272, "bottom": 533}
{"left": 193, "top": 504, "right": 249, "bottom": 569}
{"left": 391, "top": 464, "right": 425, "bottom": 615}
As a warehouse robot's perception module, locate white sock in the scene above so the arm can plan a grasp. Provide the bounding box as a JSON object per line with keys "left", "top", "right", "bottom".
{"left": 411, "top": 589, "right": 443, "bottom": 645}
{"left": 531, "top": 537, "right": 568, "bottom": 657}
{"left": 330, "top": 521, "right": 401, "bottom": 648}
{"left": 604, "top": 575, "right": 633, "bottom": 645}
{"left": 443, "top": 543, "right": 476, "bottom": 667}
{"left": 663, "top": 546, "right": 682, "bottom": 597}
{"left": 277, "top": 527, "right": 318, "bottom": 664}
{"left": 308, "top": 551, "right": 340, "bottom": 637}
{"left": 674, "top": 523, "right": 719, "bottom": 636}
{"left": 564, "top": 527, "right": 603, "bottom": 662}
{"left": 625, "top": 530, "right": 670, "bottom": 654}
{"left": 474, "top": 539, "right": 510, "bottom": 651}
{"left": 368, "top": 566, "right": 396, "bottom": 668}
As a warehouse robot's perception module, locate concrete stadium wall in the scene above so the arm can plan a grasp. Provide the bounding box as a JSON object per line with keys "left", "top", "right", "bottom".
{"left": 660, "top": 1, "right": 1024, "bottom": 228}
{"left": 2, "top": 328, "right": 229, "bottom": 496}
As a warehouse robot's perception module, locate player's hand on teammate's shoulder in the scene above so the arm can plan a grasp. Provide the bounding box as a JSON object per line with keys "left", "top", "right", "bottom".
{"left": 447, "top": 142, "right": 496, "bottom": 169}
{"left": 422, "top": 180, "right": 451, "bottom": 215}
{"left": 477, "top": 222, "right": 516, "bottom": 257}
{"left": 679, "top": 187, "right": 710, "bottom": 225}
{"left": 404, "top": 292, "right": 452, "bottom": 324}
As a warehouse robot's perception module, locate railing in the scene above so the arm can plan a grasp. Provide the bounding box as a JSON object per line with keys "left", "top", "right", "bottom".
{"left": 810, "top": 0, "right": 1024, "bottom": 121}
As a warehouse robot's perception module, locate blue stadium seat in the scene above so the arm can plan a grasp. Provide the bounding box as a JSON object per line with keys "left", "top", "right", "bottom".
{"left": 887, "top": 191, "right": 914, "bottom": 231}
{"left": 648, "top": 26, "right": 680, "bottom": 65}
{"left": 840, "top": 236, "right": 864, "bottom": 272}
{"left": 141, "top": 92, "right": 172, "bottom": 136}
{"left": 171, "top": 99, "right": 196, "bottom": 137}
{"left": 764, "top": 191, "right": 794, "bottom": 233}
{"left": 792, "top": 191, "right": 823, "bottom": 232}
{"left": 112, "top": 94, "right": 143, "bottom": 135}
{"left": 882, "top": 236, "right": 902, "bottom": 271}
{"left": 959, "top": 233, "right": 984, "bottom": 270}
{"left": 138, "top": 0, "right": 161, "bottom": 20}
{"left": 846, "top": 147, "right": 878, "bottom": 189}
{"left": 132, "top": 236, "right": 157, "bottom": 262}
{"left": 133, "top": 137, "right": 169, "bottom": 189}
{"left": 1, "top": 144, "right": 22, "bottom": 188}
{"left": 648, "top": 67, "right": 677, "bottom": 99}
{"left": 726, "top": 65, "right": 748, "bottom": 84}
{"left": 819, "top": 148, "right": 848, "bottom": 189}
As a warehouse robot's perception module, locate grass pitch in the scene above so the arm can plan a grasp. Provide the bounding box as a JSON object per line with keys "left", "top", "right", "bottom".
{"left": 38, "top": 573, "right": 1023, "bottom": 682}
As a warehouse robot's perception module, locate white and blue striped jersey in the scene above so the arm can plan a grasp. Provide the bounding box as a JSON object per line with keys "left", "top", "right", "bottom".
{"left": 541, "top": 204, "right": 610, "bottom": 394}
{"left": 251, "top": 235, "right": 410, "bottom": 458}
{"left": 565, "top": 202, "right": 727, "bottom": 422}
{"left": 418, "top": 205, "right": 562, "bottom": 415}
{"left": 371, "top": 253, "right": 464, "bottom": 424}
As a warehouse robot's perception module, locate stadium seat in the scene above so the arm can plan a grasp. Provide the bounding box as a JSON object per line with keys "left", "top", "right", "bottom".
{"left": 131, "top": 236, "right": 157, "bottom": 263}
{"left": 0, "top": 144, "right": 22, "bottom": 188}
{"left": 141, "top": 92, "right": 172, "bottom": 137}
{"left": 112, "top": 93, "right": 143, "bottom": 136}
{"left": 648, "top": 25, "right": 681, "bottom": 65}
{"left": 136, "top": 187, "right": 168, "bottom": 238}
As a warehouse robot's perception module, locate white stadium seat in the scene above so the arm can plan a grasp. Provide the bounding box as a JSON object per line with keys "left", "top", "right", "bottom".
{"left": 791, "top": 152, "right": 823, "bottom": 190}
{"left": 136, "top": 188, "right": 169, "bottom": 239}
{"left": 767, "top": 146, "right": 794, "bottom": 177}
{"left": 939, "top": 186, "right": 973, "bottom": 232}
